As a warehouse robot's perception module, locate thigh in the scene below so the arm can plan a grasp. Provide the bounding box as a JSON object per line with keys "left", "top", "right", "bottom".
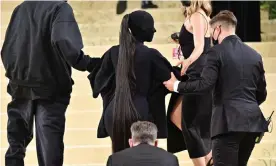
{"left": 7, "top": 99, "right": 34, "bottom": 145}
{"left": 170, "top": 96, "right": 183, "bottom": 130}
{"left": 238, "top": 133, "right": 258, "bottom": 166}
{"left": 212, "top": 133, "right": 244, "bottom": 166}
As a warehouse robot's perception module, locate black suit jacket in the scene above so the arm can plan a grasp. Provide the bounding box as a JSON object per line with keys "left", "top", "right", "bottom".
{"left": 106, "top": 144, "right": 179, "bottom": 166}
{"left": 177, "top": 35, "right": 268, "bottom": 137}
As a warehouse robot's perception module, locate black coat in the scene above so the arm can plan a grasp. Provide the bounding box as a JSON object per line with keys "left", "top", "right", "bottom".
{"left": 88, "top": 43, "right": 180, "bottom": 138}
{"left": 176, "top": 35, "right": 268, "bottom": 137}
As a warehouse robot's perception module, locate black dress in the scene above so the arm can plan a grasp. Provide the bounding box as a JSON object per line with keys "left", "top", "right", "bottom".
{"left": 167, "top": 23, "right": 212, "bottom": 158}
{"left": 88, "top": 42, "right": 180, "bottom": 139}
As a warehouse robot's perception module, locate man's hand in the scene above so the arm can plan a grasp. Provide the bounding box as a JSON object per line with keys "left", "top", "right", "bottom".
{"left": 163, "top": 72, "right": 178, "bottom": 91}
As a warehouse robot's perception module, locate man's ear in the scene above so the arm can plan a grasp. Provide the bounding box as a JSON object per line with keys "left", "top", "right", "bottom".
{"left": 129, "top": 139, "right": 134, "bottom": 147}
{"left": 154, "top": 140, "right": 158, "bottom": 147}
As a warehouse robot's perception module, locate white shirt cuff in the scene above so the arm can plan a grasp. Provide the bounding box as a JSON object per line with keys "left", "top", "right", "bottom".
{"left": 173, "top": 81, "right": 180, "bottom": 93}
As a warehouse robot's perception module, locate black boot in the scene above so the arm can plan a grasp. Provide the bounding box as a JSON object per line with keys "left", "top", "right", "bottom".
{"left": 141, "top": 1, "right": 158, "bottom": 9}
{"left": 116, "top": 0, "right": 127, "bottom": 15}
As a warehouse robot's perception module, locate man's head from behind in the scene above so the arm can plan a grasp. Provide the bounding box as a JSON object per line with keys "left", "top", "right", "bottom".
{"left": 129, "top": 121, "right": 158, "bottom": 147}
{"left": 210, "top": 10, "right": 238, "bottom": 44}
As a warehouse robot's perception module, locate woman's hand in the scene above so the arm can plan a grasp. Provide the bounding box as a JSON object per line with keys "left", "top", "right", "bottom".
{"left": 176, "top": 59, "right": 192, "bottom": 76}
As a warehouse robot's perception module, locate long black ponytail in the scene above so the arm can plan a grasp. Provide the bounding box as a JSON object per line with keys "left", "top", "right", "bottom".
{"left": 112, "top": 14, "right": 140, "bottom": 153}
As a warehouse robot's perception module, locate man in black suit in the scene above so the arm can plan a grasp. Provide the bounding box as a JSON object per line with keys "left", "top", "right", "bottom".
{"left": 163, "top": 10, "right": 268, "bottom": 166}
{"left": 106, "top": 121, "right": 179, "bottom": 166}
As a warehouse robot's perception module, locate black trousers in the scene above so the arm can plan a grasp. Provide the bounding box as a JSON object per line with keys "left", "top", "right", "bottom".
{"left": 5, "top": 98, "right": 68, "bottom": 166}
{"left": 212, "top": 132, "right": 259, "bottom": 166}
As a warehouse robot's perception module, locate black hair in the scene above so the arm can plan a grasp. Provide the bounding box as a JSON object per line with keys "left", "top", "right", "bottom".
{"left": 112, "top": 14, "right": 140, "bottom": 153}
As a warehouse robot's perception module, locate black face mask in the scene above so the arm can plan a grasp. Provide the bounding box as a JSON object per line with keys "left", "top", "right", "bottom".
{"left": 181, "top": 0, "right": 191, "bottom": 7}
{"left": 212, "top": 26, "right": 221, "bottom": 45}
{"left": 139, "top": 28, "right": 156, "bottom": 42}
{"left": 129, "top": 10, "right": 156, "bottom": 42}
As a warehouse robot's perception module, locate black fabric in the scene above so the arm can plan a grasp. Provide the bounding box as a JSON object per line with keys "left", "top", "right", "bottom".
{"left": 88, "top": 43, "right": 180, "bottom": 139}
{"left": 1, "top": 1, "right": 100, "bottom": 99}
{"left": 88, "top": 10, "right": 180, "bottom": 140}
{"left": 212, "top": 1, "right": 261, "bottom": 42}
{"left": 128, "top": 10, "right": 156, "bottom": 42}
{"left": 212, "top": 132, "right": 259, "bottom": 166}
{"left": 5, "top": 99, "right": 67, "bottom": 166}
{"left": 167, "top": 22, "right": 212, "bottom": 157}
{"left": 177, "top": 35, "right": 268, "bottom": 137}
{"left": 181, "top": 0, "right": 191, "bottom": 7}
{"left": 106, "top": 144, "right": 179, "bottom": 166}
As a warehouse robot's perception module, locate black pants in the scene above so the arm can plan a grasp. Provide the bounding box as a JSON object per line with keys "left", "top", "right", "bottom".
{"left": 5, "top": 99, "right": 67, "bottom": 166}
{"left": 212, "top": 132, "right": 259, "bottom": 166}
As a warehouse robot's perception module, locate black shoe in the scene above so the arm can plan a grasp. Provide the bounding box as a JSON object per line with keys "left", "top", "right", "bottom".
{"left": 116, "top": 0, "right": 127, "bottom": 15}
{"left": 141, "top": 1, "right": 158, "bottom": 9}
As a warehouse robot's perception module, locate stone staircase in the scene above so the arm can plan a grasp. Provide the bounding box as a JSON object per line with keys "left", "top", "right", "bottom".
{"left": 1, "top": 1, "right": 276, "bottom": 166}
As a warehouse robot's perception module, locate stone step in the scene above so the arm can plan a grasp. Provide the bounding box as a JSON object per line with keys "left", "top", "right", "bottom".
{"left": 1, "top": 99, "right": 276, "bottom": 128}
{"left": 1, "top": 122, "right": 276, "bottom": 151}
{"left": 1, "top": 8, "right": 184, "bottom": 26}
{"left": 2, "top": 19, "right": 275, "bottom": 43}
{"left": 261, "top": 19, "right": 276, "bottom": 33}
{"left": 81, "top": 43, "right": 276, "bottom": 58}
{"left": 1, "top": 62, "right": 276, "bottom": 98}
{"left": 3, "top": 34, "right": 273, "bottom": 46}
{"left": 262, "top": 33, "right": 276, "bottom": 42}
{"left": 2, "top": 33, "right": 275, "bottom": 46}
{"left": 1, "top": 41, "right": 275, "bottom": 59}
{"left": 0, "top": 92, "right": 101, "bottom": 112}
{"left": 1, "top": 92, "right": 276, "bottom": 120}
{"left": 1, "top": 69, "right": 276, "bottom": 97}
{"left": 1, "top": 9, "right": 271, "bottom": 35}
{"left": 1, "top": 73, "right": 276, "bottom": 102}
{"left": 81, "top": 34, "right": 276, "bottom": 45}
{"left": 1, "top": 1, "right": 269, "bottom": 20}
{"left": 1, "top": 1, "right": 182, "bottom": 11}
{"left": 0, "top": 22, "right": 183, "bottom": 39}
{"left": 261, "top": 9, "right": 269, "bottom": 20}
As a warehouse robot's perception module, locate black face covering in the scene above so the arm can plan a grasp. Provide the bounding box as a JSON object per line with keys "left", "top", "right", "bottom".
{"left": 181, "top": 0, "right": 191, "bottom": 7}
{"left": 212, "top": 25, "right": 221, "bottom": 45}
{"left": 128, "top": 10, "right": 156, "bottom": 42}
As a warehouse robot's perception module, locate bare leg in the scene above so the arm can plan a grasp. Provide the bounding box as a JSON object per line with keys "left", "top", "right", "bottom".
{"left": 191, "top": 157, "right": 207, "bottom": 166}
{"left": 170, "top": 96, "right": 183, "bottom": 130}
{"left": 190, "top": 151, "right": 212, "bottom": 166}
{"left": 205, "top": 151, "right": 213, "bottom": 165}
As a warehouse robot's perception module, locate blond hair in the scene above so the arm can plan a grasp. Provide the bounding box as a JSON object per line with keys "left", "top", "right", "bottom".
{"left": 183, "top": 0, "right": 212, "bottom": 18}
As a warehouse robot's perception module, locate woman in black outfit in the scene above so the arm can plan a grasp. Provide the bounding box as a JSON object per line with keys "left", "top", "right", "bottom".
{"left": 88, "top": 10, "right": 178, "bottom": 153}
{"left": 167, "top": 1, "right": 213, "bottom": 166}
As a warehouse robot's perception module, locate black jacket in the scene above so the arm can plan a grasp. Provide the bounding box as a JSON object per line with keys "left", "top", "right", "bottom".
{"left": 106, "top": 144, "right": 179, "bottom": 166}
{"left": 1, "top": 1, "right": 99, "bottom": 101}
{"left": 177, "top": 35, "right": 268, "bottom": 137}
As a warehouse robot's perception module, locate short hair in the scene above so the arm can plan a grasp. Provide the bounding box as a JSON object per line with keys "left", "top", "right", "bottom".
{"left": 130, "top": 121, "right": 158, "bottom": 144}
{"left": 210, "top": 10, "right": 237, "bottom": 29}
